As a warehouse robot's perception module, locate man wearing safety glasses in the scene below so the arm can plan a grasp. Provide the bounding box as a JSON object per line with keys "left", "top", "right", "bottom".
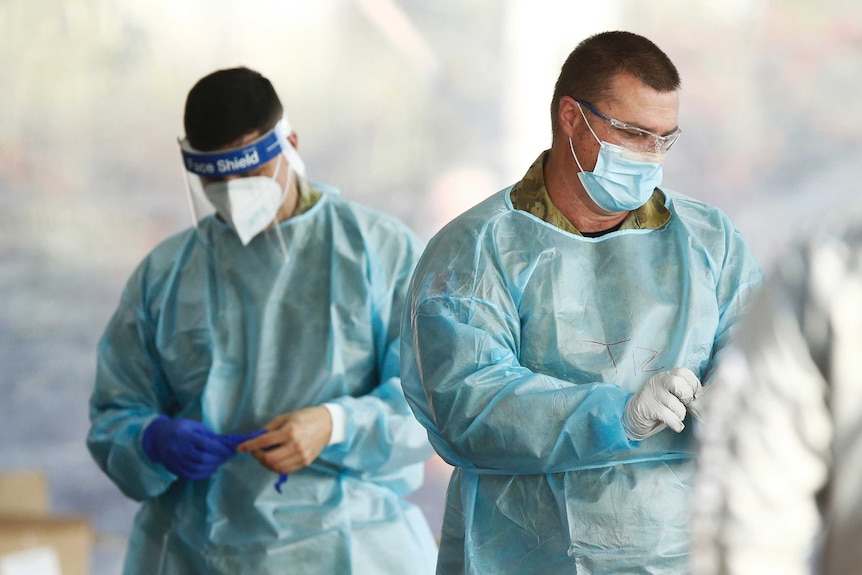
{"left": 87, "top": 67, "right": 438, "bottom": 574}
{"left": 401, "top": 31, "right": 763, "bottom": 573}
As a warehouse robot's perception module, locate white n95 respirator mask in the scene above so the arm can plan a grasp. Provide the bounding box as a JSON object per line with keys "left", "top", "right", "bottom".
{"left": 202, "top": 156, "right": 287, "bottom": 246}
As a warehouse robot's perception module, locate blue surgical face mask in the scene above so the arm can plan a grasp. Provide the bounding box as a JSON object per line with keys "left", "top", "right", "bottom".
{"left": 569, "top": 104, "right": 664, "bottom": 213}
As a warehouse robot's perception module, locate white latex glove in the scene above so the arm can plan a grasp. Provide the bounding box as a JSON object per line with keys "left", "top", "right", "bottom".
{"left": 623, "top": 367, "right": 702, "bottom": 440}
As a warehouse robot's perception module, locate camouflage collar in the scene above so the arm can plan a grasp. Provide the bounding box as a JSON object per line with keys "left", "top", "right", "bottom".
{"left": 510, "top": 151, "right": 670, "bottom": 236}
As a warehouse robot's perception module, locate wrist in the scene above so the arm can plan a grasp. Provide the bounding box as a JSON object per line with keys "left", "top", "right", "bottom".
{"left": 622, "top": 400, "right": 644, "bottom": 441}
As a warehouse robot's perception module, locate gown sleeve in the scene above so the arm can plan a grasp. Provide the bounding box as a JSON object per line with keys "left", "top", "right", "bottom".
{"left": 86, "top": 261, "right": 177, "bottom": 502}
{"left": 317, "top": 227, "right": 436, "bottom": 474}
{"left": 699, "top": 221, "right": 764, "bottom": 387}
{"left": 400, "top": 229, "right": 635, "bottom": 475}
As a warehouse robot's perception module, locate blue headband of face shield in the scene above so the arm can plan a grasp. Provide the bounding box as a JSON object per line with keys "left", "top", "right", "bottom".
{"left": 179, "top": 120, "right": 297, "bottom": 178}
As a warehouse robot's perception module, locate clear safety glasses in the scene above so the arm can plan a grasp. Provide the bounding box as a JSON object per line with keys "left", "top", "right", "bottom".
{"left": 576, "top": 99, "right": 681, "bottom": 154}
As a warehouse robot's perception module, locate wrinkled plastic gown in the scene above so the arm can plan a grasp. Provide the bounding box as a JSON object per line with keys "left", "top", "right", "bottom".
{"left": 401, "top": 187, "right": 762, "bottom": 574}
{"left": 88, "top": 185, "right": 438, "bottom": 575}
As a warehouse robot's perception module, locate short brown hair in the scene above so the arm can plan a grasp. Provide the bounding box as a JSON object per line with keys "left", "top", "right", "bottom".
{"left": 550, "top": 31, "right": 681, "bottom": 138}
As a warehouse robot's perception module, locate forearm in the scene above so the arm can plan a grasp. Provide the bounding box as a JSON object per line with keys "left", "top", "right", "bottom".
{"left": 87, "top": 304, "right": 177, "bottom": 500}
{"left": 420, "top": 362, "right": 633, "bottom": 473}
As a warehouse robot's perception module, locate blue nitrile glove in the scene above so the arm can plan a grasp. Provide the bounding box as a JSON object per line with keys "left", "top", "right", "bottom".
{"left": 216, "top": 430, "right": 265, "bottom": 451}
{"left": 142, "top": 416, "right": 237, "bottom": 480}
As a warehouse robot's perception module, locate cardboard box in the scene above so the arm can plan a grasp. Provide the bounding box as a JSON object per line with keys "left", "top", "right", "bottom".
{"left": 0, "top": 470, "right": 49, "bottom": 517}
{"left": 0, "top": 471, "right": 93, "bottom": 575}
{"left": 0, "top": 517, "right": 92, "bottom": 575}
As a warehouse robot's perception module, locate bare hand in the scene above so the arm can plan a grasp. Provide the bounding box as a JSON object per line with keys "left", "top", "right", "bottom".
{"left": 237, "top": 406, "right": 333, "bottom": 474}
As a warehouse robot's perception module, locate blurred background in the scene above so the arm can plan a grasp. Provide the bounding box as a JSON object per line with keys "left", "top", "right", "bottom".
{"left": 2, "top": 0, "right": 861, "bottom": 572}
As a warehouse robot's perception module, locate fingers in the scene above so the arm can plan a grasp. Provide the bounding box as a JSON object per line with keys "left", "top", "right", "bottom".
{"left": 159, "top": 419, "right": 293, "bottom": 480}
{"left": 250, "top": 446, "right": 309, "bottom": 474}
{"left": 190, "top": 433, "right": 237, "bottom": 460}
{"left": 635, "top": 388, "right": 686, "bottom": 435}
{"left": 165, "top": 453, "right": 221, "bottom": 480}
{"left": 654, "top": 402, "right": 686, "bottom": 433}
{"left": 661, "top": 367, "right": 702, "bottom": 404}
{"left": 188, "top": 445, "right": 232, "bottom": 467}
{"left": 625, "top": 368, "right": 703, "bottom": 441}
{"left": 247, "top": 433, "right": 322, "bottom": 474}
{"left": 236, "top": 410, "right": 330, "bottom": 473}
{"left": 175, "top": 460, "right": 220, "bottom": 481}
{"left": 218, "top": 430, "right": 265, "bottom": 451}
{"left": 237, "top": 430, "right": 284, "bottom": 454}
{"left": 660, "top": 388, "right": 688, "bottom": 417}
{"left": 237, "top": 416, "right": 288, "bottom": 453}
{"left": 167, "top": 438, "right": 233, "bottom": 480}
{"left": 630, "top": 375, "right": 690, "bottom": 438}
{"left": 242, "top": 434, "right": 321, "bottom": 474}
{"left": 172, "top": 429, "right": 242, "bottom": 477}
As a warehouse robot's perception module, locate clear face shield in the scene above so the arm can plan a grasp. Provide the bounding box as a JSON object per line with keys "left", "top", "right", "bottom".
{"left": 178, "top": 118, "right": 307, "bottom": 260}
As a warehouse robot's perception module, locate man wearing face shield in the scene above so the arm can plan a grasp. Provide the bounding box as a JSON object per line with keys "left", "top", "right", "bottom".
{"left": 400, "top": 31, "right": 763, "bottom": 573}
{"left": 87, "top": 66, "right": 438, "bottom": 574}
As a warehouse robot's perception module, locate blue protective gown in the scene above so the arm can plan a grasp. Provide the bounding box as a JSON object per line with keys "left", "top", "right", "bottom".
{"left": 88, "top": 184, "right": 438, "bottom": 575}
{"left": 401, "top": 187, "right": 762, "bottom": 574}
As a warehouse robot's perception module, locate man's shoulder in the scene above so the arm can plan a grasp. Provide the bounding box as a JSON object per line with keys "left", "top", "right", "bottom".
{"left": 146, "top": 226, "right": 198, "bottom": 262}
{"left": 311, "top": 187, "right": 423, "bottom": 251}
{"left": 663, "top": 188, "right": 736, "bottom": 228}
{"left": 111, "top": 226, "right": 198, "bottom": 309}
{"left": 126, "top": 226, "right": 199, "bottom": 282}
{"left": 663, "top": 190, "right": 761, "bottom": 281}
{"left": 411, "top": 189, "right": 520, "bottom": 272}
{"left": 327, "top": 198, "right": 427, "bottom": 277}
{"left": 428, "top": 189, "right": 513, "bottom": 241}
{"left": 661, "top": 188, "right": 724, "bottom": 213}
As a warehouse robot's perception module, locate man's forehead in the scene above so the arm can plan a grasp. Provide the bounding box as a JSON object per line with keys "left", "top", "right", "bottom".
{"left": 604, "top": 73, "right": 678, "bottom": 102}
{"left": 599, "top": 78, "right": 679, "bottom": 129}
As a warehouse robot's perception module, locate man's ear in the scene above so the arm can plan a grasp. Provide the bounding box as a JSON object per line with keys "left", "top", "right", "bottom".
{"left": 557, "top": 96, "right": 582, "bottom": 139}
{"left": 288, "top": 132, "right": 298, "bottom": 150}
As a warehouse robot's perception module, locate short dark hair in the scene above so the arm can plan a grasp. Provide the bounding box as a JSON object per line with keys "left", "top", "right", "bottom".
{"left": 183, "top": 66, "right": 284, "bottom": 151}
{"left": 550, "top": 31, "right": 681, "bottom": 137}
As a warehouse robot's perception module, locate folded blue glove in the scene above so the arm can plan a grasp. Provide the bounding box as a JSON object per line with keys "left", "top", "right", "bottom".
{"left": 216, "top": 431, "right": 265, "bottom": 451}
{"left": 219, "top": 430, "right": 289, "bottom": 492}
{"left": 142, "top": 416, "right": 237, "bottom": 480}
{"left": 274, "top": 473, "right": 289, "bottom": 493}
